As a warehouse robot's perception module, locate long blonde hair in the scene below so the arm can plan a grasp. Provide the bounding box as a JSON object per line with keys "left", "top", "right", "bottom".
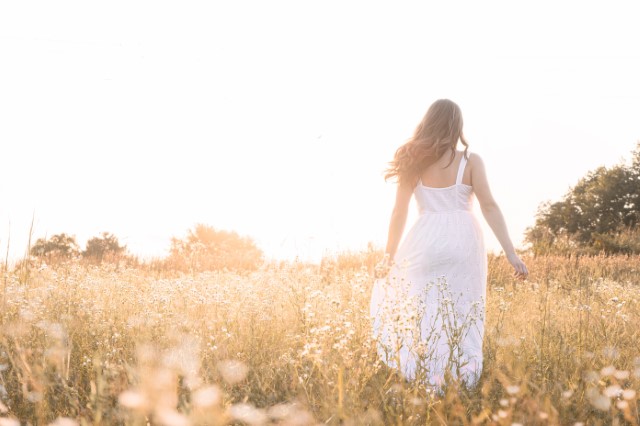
{"left": 385, "top": 99, "right": 469, "bottom": 187}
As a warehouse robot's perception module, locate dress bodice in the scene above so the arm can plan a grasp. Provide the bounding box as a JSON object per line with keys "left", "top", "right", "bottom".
{"left": 413, "top": 152, "right": 474, "bottom": 214}
{"left": 414, "top": 183, "right": 474, "bottom": 214}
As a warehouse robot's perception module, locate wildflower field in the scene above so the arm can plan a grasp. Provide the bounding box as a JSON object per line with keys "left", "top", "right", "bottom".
{"left": 0, "top": 253, "right": 639, "bottom": 425}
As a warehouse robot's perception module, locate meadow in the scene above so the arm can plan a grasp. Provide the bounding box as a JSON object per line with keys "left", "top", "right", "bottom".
{"left": 0, "top": 253, "right": 639, "bottom": 425}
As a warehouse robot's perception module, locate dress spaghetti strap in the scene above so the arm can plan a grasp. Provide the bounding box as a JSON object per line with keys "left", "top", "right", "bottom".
{"left": 456, "top": 152, "right": 469, "bottom": 185}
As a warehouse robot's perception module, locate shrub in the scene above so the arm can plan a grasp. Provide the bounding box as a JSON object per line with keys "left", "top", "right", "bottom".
{"left": 167, "top": 224, "right": 263, "bottom": 272}
{"left": 30, "top": 233, "right": 80, "bottom": 262}
{"left": 82, "top": 232, "right": 128, "bottom": 263}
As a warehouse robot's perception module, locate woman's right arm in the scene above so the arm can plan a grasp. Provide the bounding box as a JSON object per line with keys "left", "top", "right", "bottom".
{"left": 470, "top": 153, "right": 529, "bottom": 279}
{"left": 384, "top": 181, "right": 414, "bottom": 262}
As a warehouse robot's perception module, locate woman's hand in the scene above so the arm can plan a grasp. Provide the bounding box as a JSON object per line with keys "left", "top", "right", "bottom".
{"left": 374, "top": 253, "right": 393, "bottom": 279}
{"left": 506, "top": 252, "right": 528, "bottom": 280}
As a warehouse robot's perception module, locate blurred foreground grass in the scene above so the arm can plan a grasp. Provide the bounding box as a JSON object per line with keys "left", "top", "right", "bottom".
{"left": 0, "top": 254, "right": 639, "bottom": 425}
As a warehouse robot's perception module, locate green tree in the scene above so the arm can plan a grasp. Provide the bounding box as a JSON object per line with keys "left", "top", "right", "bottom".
{"left": 169, "top": 224, "right": 263, "bottom": 272}
{"left": 30, "top": 233, "right": 80, "bottom": 261}
{"left": 83, "top": 232, "right": 127, "bottom": 262}
{"left": 525, "top": 142, "right": 640, "bottom": 255}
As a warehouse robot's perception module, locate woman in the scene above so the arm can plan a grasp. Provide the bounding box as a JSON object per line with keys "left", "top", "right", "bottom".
{"left": 370, "top": 99, "right": 528, "bottom": 392}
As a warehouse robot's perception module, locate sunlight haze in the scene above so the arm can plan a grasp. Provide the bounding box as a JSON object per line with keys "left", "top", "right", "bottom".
{"left": 1, "top": 1, "right": 639, "bottom": 262}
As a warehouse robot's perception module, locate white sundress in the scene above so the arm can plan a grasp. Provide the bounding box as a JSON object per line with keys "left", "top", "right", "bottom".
{"left": 370, "top": 151, "right": 487, "bottom": 391}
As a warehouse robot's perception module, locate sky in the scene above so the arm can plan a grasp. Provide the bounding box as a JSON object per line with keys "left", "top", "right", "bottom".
{"left": 1, "top": 1, "right": 639, "bottom": 263}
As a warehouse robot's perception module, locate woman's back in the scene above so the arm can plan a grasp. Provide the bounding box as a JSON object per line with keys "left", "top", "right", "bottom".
{"left": 414, "top": 151, "right": 475, "bottom": 214}
{"left": 418, "top": 150, "right": 472, "bottom": 189}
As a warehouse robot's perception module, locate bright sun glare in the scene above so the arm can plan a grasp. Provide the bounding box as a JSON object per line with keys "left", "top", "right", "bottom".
{"left": 1, "top": 1, "right": 639, "bottom": 262}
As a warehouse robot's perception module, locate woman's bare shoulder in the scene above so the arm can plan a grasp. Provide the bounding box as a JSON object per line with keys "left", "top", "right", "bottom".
{"left": 467, "top": 152, "right": 485, "bottom": 168}
{"left": 467, "top": 151, "right": 482, "bottom": 160}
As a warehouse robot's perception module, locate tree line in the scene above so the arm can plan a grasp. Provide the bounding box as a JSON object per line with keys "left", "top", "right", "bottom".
{"left": 525, "top": 142, "right": 640, "bottom": 255}
{"left": 28, "top": 224, "right": 263, "bottom": 272}
{"left": 31, "top": 232, "right": 126, "bottom": 263}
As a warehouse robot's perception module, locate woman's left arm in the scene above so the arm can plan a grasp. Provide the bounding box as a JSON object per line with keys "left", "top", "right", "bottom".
{"left": 384, "top": 181, "right": 413, "bottom": 262}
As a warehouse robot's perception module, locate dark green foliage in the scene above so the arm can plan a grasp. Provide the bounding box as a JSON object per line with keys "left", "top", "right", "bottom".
{"left": 526, "top": 142, "right": 640, "bottom": 255}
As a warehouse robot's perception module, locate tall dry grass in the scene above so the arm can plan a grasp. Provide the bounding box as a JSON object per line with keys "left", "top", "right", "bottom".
{"left": 0, "top": 254, "right": 638, "bottom": 425}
